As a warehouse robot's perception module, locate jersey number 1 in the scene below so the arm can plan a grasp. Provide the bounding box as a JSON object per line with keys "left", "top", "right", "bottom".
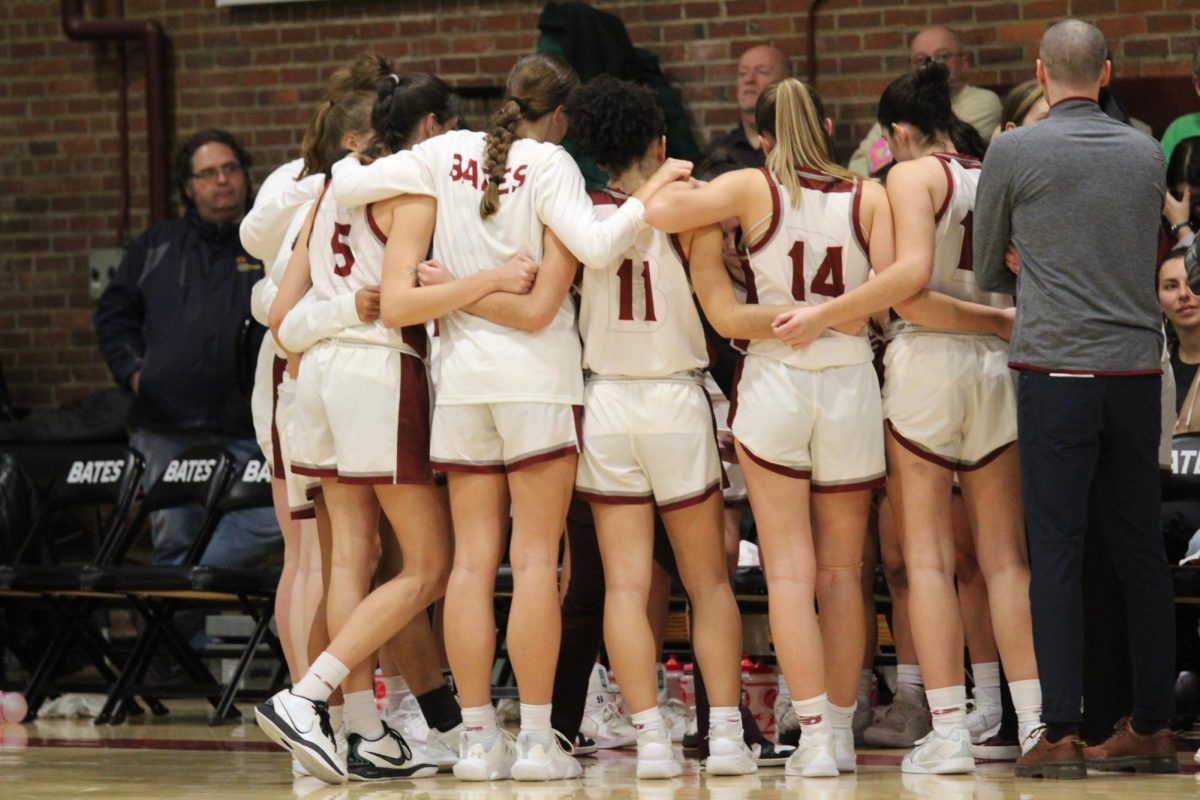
{"left": 617, "top": 258, "right": 656, "bottom": 322}
{"left": 331, "top": 222, "right": 355, "bottom": 277}
{"left": 788, "top": 243, "right": 844, "bottom": 301}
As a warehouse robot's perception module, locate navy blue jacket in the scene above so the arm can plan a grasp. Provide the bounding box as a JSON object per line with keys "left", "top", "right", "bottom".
{"left": 94, "top": 208, "right": 265, "bottom": 437}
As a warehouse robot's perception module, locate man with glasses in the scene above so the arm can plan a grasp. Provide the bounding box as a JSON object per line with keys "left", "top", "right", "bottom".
{"left": 96, "top": 129, "right": 280, "bottom": 572}
{"left": 848, "top": 25, "right": 1002, "bottom": 176}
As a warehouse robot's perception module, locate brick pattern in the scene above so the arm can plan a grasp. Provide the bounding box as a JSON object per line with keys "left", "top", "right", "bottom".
{"left": 1, "top": 0, "right": 1196, "bottom": 407}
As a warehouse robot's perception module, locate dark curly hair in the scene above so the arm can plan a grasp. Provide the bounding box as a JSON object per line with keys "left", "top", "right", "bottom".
{"left": 565, "top": 75, "right": 665, "bottom": 175}
{"left": 174, "top": 128, "right": 253, "bottom": 210}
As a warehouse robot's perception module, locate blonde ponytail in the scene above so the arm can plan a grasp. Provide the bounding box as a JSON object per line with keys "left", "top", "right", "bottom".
{"left": 760, "top": 78, "right": 856, "bottom": 207}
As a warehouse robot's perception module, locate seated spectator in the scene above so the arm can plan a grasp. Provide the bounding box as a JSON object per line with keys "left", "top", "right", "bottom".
{"left": 703, "top": 44, "right": 790, "bottom": 168}
{"left": 94, "top": 129, "right": 280, "bottom": 569}
{"left": 1159, "top": 247, "right": 1200, "bottom": 559}
{"left": 1161, "top": 46, "right": 1200, "bottom": 167}
{"left": 1163, "top": 137, "right": 1200, "bottom": 260}
{"left": 848, "top": 25, "right": 1001, "bottom": 176}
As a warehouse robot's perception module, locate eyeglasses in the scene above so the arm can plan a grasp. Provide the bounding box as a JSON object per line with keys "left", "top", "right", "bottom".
{"left": 911, "top": 51, "right": 962, "bottom": 70}
{"left": 191, "top": 162, "right": 243, "bottom": 183}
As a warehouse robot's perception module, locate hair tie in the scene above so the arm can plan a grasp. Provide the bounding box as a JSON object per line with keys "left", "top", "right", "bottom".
{"left": 389, "top": 73, "right": 400, "bottom": 85}
{"left": 508, "top": 95, "right": 529, "bottom": 115}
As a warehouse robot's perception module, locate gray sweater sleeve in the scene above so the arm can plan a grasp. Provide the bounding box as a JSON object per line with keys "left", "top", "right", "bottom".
{"left": 974, "top": 136, "right": 1017, "bottom": 296}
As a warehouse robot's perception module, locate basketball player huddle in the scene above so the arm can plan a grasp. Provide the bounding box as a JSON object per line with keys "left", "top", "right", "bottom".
{"left": 246, "top": 49, "right": 1044, "bottom": 785}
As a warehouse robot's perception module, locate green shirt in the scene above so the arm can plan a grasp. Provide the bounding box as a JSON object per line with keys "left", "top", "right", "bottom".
{"left": 1162, "top": 112, "right": 1200, "bottom": 167}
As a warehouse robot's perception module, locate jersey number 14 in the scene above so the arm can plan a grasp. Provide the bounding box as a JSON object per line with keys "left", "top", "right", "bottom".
{"left": 788, "top": 243, "right": 845, "bottom": 301}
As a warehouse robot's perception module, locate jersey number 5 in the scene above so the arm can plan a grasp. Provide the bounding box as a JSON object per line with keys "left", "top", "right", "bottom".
{"left": 331, "top": 222, "right": 355, "bottom": 277}
{"left": 617, "top": 258, "right": 656, "bottom": 322}
{"left": 788, "top": 243, "right": 844, "bottom": 301}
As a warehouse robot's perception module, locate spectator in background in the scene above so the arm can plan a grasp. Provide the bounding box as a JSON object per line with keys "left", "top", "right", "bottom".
{"left": 1161, "top": 46, "right": 1200, "bottom": 167}
{"left": 95, "top": 129, "right": 280, "bottom": 568}
{"left": 848, "top": 26, "right": 1001, "bottom": 177}
{"left": 994, "top": 79, "right": 1049, "bottom": 138}
{"left": 1163, "top": 137, "right": 1200, "bottom": 258}
{"left": 704, "top": 44, "right": 790, "bottom": 167}
{"left": 1160, "top": 248, "right": 1200, "bottom": 560}
{"left": 975, "top": 19, "right": 1176, "bottom": 777}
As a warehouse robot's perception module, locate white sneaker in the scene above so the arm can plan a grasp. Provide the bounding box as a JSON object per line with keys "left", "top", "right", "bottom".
{"left": 862, "top": 685, "right": 931, "bottom": 748}
{"left": 291, "top": 755, "right": 309, "bottom": 778}
{"left": 511, "top": 729, "right": 582, "bottom": 781}
{"left": 852, "top": 701, "right": 873, "bottom": 745}
{"left": 901, "top": 728, "right": 976, "bottom": 775}
{"left": 833, "top": 727, "right": 857, "bottom": 773}
{"left": 424, "top": 722, "right": 462, "bottom": 771}
{"left": 704, "top": 723, "right": 758, "bottom": 775}
{"left": 636, "top": 728, "right": 682, "bottom": 779}
{"left": 660, "top": 698, "right": 691, "bottom": 744}
{"left": 784, "top": 730, "right": 839, "bottom": 778}
{"left": 255, "top": 689, "right": 347, "bottom": 785}
{"left": 383, "top": 694, "right": 430, "bottom": 746}
{"left": 580, "top": 699, "right": 637, "bottom": 749}
{"left": 774, "top": 693, "right": 801, "bottom": 746}
{"left": 347, "top": 722, "right": 438, "bottom": 781}
{"left": 965, "top": 701, "right": 1002, "bottom": 744}
{"left": 454, "top": 728, "right": 518, "bottom": 781}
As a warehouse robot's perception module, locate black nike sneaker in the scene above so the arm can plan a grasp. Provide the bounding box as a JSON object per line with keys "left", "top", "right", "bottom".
{"left": 347, "top": 722, "right": 438, "bottom": 781}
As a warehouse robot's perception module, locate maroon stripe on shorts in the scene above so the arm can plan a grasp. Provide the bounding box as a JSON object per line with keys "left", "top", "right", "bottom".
{"left": 395, "top": 352, "right": 434, "bottom": 483}
{"left": 269, "top": 356, "right": 286, "bottom": 478}
{"left": 739, "top": 443, "right": 812, "bottom": 480}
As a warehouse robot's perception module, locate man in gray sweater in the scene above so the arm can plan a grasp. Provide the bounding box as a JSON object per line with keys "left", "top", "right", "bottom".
{"left": 975, "top": 19, "right": 1177, "bottom": 778}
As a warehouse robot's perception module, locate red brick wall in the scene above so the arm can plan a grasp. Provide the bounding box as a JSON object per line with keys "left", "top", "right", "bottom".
{"left": 1, "top": 0, "right": 1195, "bottom": 408}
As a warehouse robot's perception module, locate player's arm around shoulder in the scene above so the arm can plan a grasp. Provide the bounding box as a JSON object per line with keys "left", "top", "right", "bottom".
{"left": 645, "top": 169, "right": 756, "bottom": 234}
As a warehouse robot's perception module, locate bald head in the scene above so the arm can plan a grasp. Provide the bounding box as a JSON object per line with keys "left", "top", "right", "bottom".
{"left": 737, "top": 44, "right": 791, "bottom": 114}
{"left": 1040, "top": 19, "right": 1109, "bottom": 90}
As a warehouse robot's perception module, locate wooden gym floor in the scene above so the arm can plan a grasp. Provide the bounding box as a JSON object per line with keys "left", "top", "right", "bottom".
{"left": 0, "top": 701, "right": 1198, "bottom": 800}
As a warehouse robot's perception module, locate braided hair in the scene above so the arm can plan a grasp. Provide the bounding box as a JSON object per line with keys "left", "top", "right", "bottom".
{"left": 480, "top": 54, "right": 579, "bottom": 218}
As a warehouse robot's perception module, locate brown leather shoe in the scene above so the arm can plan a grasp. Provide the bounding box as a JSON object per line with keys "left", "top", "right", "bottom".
{"left": 1014, "top": 729, "right": 1086, "bottom": 780}
{"left": 1082, "top": 718, "right": 1179, "bottom": 774}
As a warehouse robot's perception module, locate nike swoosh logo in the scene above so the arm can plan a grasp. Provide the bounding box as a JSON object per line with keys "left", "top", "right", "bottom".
{"left": 364, "top": 749, "right": 426, "bottom": 767}
{"left": 282, "top": 704, "right": 314, "bottom": 735}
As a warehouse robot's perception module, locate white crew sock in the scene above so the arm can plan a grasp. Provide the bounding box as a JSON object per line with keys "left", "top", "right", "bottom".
{"left": 926, "top": 686, "right": 967, "bottom": 736}
{"left": 344, "top": 689, "right": 384, "bottom": 740}
{"left": 896, "top": 664, "right": 923, "bottom": 694}
{"left": 709, "top": 705, "right": 742, "bottom": 737}
{"left": 631, "top": 706, "right": 668, "bottom": 741}
{"left": 971, "top": 661, "right": 1002, "bottom": 709}
{"left": 792, "top": 693, "right": 831, "bottom": 734}
{"left": 293, "top": 652, "right": 349, "bottom": 703}
{"left": 1009, "top": 679, "right": 1043, "bottom": 742}
{"left": 462, "top": 704, "right": 499, "bottom": 737}
{"left": 828, "top": 700, "right": 856, "bottom": 731}
{"left": 857, "top": 669, "right": 874, "bottom": 708}
{"left": 520, "top": 702, "right": 552, "bottom": 734}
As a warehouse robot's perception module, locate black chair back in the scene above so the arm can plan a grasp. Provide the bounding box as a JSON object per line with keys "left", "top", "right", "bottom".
{"left": 1164, "top": 434, "right": 1200, "bottom": 501}
{"left": 218, "top": 454, "right": 274, "bottom": 513}
{"left": 13, "top": 445, "right": 144, "bottom": 564}
{"left": 110, "top": 445, "right": 235, "bottom": 566}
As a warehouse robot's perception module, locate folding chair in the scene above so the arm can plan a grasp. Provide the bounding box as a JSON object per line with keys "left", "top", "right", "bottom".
{"left": 0, "top": 444, "right": 147, "bottom": 713}
{"left": 75, "top": 444, "right": 235, "bottom": 724}
{"left": 90, "top": 450, "right": 287, "bottom": 725}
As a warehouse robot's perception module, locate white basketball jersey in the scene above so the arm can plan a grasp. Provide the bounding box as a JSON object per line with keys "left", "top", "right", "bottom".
{"left": 580, "top": 189, "right": 709, "bottom": 377}
{"left": 891, "top": 153, "right": 1011, "bottom": 336}
{"left": 307, "top": 181, "right": 427, "bottom": 355}
{"left": 740, "top": 167, "right": 874, "bottom": 369}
